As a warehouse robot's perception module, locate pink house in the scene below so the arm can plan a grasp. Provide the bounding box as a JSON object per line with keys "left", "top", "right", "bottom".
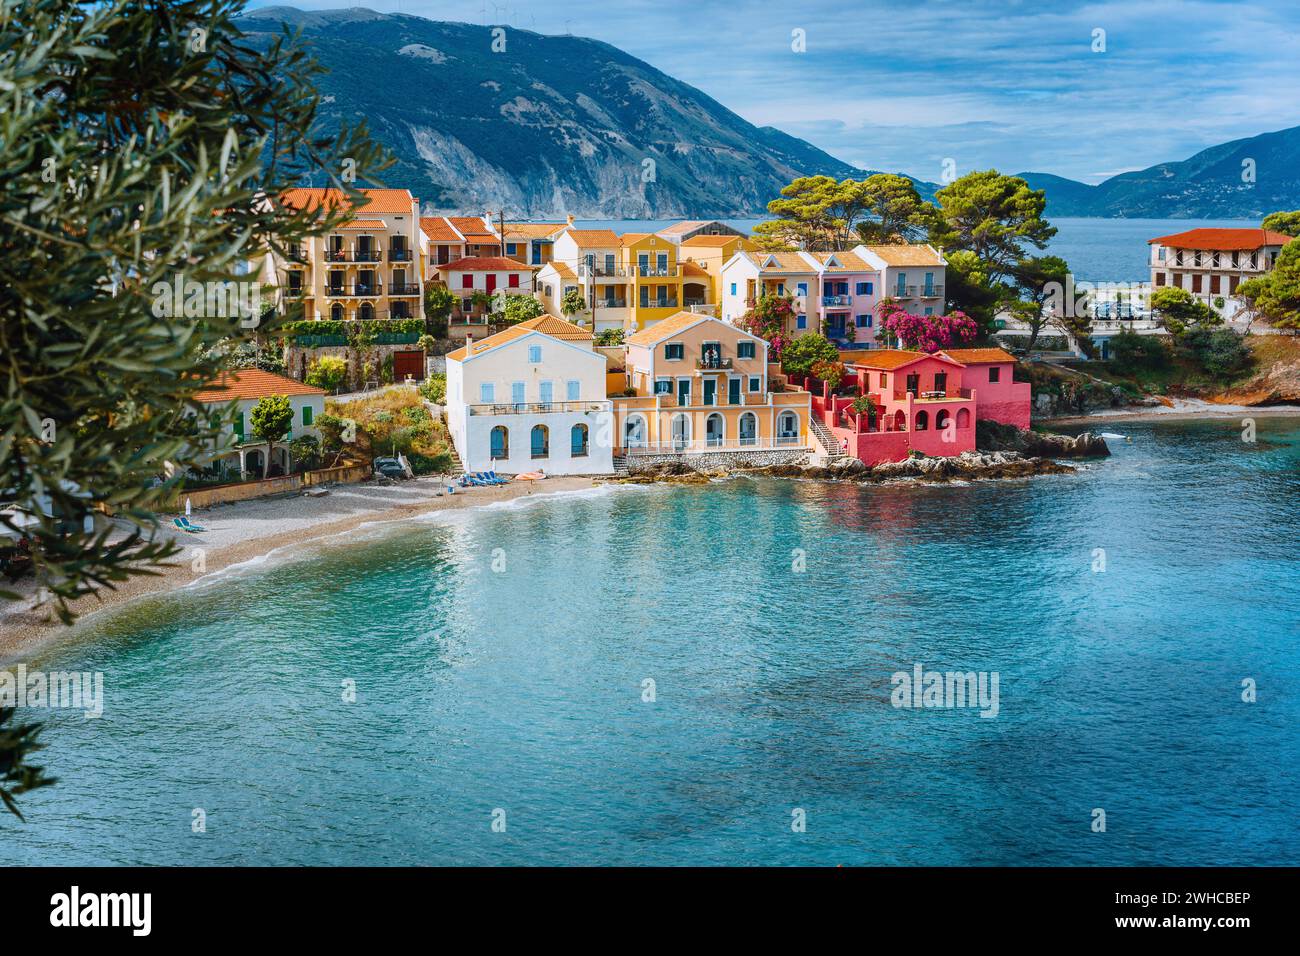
{"left": 805, "top": 347, "right": 1031, "bottom": 465}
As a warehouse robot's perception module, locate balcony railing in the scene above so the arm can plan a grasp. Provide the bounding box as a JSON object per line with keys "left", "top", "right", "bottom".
{"left": 822, "top": 295, "right": 851, "bottom": 306}
{"left": 637, "top": 265, "right": 680, "bottom": 278}
{"left": 639, "top": 298, "right": 679, "bottom": 309}
{"left": 895, "top": 388, "right": 974, "bottom": 402}
{"left": 388, "top": 248, "right": 413, "bottom": 262}
{"left": 625, "top": 436, "right": 805, "bottom": 455}
{"left": 684, "top": 297, "right": 707, "bottom": 307}
{"left": 578, "top": 264, "right": 628, "bottom": 278}
{"left": 325, "top": 248, "right": 383, "bottom": 263}
{"left": 325, "top": 282, "right": 385, "bottom": 297}
{"left": 896, "top": 285, "right": 944, "bottom": 298}
{"left": 388, "top": 282, "right": 422, "bottom": 296}
{"left": 468, "top": 401, "right": 611, "bottom": 416}
{"left": 696, "top": 356, "right": 732, "bottom": 370}
{"left": 595, "top": 298, "right": 628, "bottom": 308}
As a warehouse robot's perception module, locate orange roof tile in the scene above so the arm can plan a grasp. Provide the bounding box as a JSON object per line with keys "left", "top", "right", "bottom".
{"left": 438, "top": 256, "right": 531, "bottom": 271}
{"left": 742, "top": 251, "right": 816, "bottom": 273}
{"left": 843, "top": 349, "right": 931, "bottom": 371}
{"left": 505, "top": 222, "right": 566, "bottom": 239}
{"left": 806, "top": 250, "right": 873, "bottom": 271}
{"left": 339, "top": 220, "right": 386, "bottom": 230}
{"left": 194, "top": 369, "right": 325, "bottom": 403}
{"left": 564, "top": 228, "right": 621, "bottom": 247}
{"left": 445, "top": 314, "right": 591, "bottom": 360}
{"left": 449, "top": 217, "right": 498, "bottom": 241}
{"left": 681, "top": 234, "right": 745, "bottom": 247}
{"left": 861, "top": 244, "right": 945, "bottom": 266}
{"left": 420, "top": 217, "right": 462, "bottom": 242}
{"left": 281, "top": 188, "right": 415, "bottom": 215}
{"left": 941, "top": 347, "right": 1018, "bottom": 364}
{"left": 1148, "top": 227, "right": 1293, "bottom": 250}
{"left": 626, "top": 311, "right": 713, "bottom": 346}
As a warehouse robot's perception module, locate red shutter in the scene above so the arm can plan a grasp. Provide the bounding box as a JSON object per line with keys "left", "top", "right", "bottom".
{"left": 485, "top": 273, "right": 497, "bottom": 293}
{"left": 461, "top": 274, "right": 473, "bottom": 289}
{"left": 508, "top": 273, "right": 520, "bottom": 288}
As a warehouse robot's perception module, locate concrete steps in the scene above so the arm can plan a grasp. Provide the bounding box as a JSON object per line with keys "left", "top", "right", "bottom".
{"left": 808, "top": 416, "right": 850, "bottom": 462}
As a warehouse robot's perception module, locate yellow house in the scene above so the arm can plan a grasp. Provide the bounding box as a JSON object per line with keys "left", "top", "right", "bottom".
{"left": 619, "top": 233, "right": 712, "bottom": 331}
{"left": 678, "top": 234, "right": 758, "bottom": 310}
{"left": 611, "top": 312, "right": 811, "bottom": 461}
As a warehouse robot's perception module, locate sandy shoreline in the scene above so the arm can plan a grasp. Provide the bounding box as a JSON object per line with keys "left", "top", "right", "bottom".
{"left": 0, "top": 474, "right": 600, "bottom": 662}
{"left": 1042, "top": 398, "right": 1300, "bottom": 426}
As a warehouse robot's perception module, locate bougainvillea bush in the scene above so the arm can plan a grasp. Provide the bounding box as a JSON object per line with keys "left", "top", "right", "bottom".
{"left": 878, "top": 303, "right": 979, "bottom": 352}
{"left": 738, "top": 295, "right": 796, "bottom": 357}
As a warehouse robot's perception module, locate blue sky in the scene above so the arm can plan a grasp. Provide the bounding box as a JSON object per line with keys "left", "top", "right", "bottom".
{"left": 259, "top": 0, "right": 1299, "bottom": 184}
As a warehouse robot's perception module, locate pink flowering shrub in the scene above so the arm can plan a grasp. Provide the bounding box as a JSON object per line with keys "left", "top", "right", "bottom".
{"left": 739, "top": 295, "right": 796, "bottom": 358}
{"left": 879, "top": 302, "right": 978, "bottom": 353}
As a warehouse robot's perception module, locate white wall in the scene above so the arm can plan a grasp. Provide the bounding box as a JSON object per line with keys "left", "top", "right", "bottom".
{"left": 465, "top": 409, "right": 614, "bottom": 475}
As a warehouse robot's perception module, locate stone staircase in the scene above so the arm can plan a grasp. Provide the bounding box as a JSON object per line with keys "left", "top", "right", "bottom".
{"left": 446, "top": 443, "right": 464, "bottom": 475}
{"left": 611, "top": 454, "right": 629, "bottom": 476}
{"left": 809, "top": 416, "right": 850, "bottom": 462}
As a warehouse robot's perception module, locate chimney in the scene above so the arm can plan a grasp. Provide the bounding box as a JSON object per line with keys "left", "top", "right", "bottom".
{"left": 465, "top": 332, "right": 473, "bottom": 354}
{"left": 566, "top": 214, "right": 575, "bottom": 226}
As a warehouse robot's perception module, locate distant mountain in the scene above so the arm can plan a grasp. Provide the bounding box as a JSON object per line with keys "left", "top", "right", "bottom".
{"left": 237, "top": 6, "right": 878, "bottom": 217}
{"left": 1018, "top": 126, "right": 1300, "bottom": 218}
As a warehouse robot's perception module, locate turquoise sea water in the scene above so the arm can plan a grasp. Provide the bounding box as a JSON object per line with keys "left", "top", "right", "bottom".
{"left": 8, "top": 418, "right": 1300, "bottom": 865}
{"left": 577, "top": 217, "right": 1259, "bottom": 283}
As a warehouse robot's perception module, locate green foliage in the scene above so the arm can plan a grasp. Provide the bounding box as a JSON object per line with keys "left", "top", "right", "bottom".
{"left": 250, "top": 394, "right": 293, "bottom": 476}
{"left": 1261, "top": 210, "right": 1300, "bottom": 238}
{"left": 560, "top": 288, "right": 587, "bottom": 317}
{"left": 314, "top": 412, "right": 353, "bottom": 465}
{"left": 424, "top": 284, "right": 456, "bottom": 337}
{"left": 407, "top": 450, "right": 453, "bottom": 475}
{"left": 756, "top": 173, "right": 933, "bottom": 250}
{"left": 418, "top": 374, "right": 447, "bottom": 404}
{"left": 206, "top": 338, "right": 286, "bottom": 374}
{"left": 1109, "top": 330, "right": 1171, "bottom": 375}
{"left": 416, "top": 333, "right": 439, "bottom": 354}
{"left": 1237, "top": 239, "right": 1300, "bottom": 329}
{"left": 0, "top": 0, "right": 386, "bottom": 622}
{"left": 780, "top": 333, "right": 840, "bottom": 377}
{"left": 280, "top": 318, "right": 423, "bottom": 340}
{"left": 305, "top": 355, "right": 347, "bottom": 392}
{"left": 380, "top": 352, "right": 395, "bottom": 385}
{"left": 1178, "top": 326, "right": 1251, "bottom": 379}
{"left": 928, "top": 171, "right": 1056, "bottom": 282}
{"left": 849, "top": 394, "right": 876, "bottom": 417}
{"left": 852, "top": 174, "right": 931, "bottom": 244}
{"left": 493, "top": 291, "right": 545, "bottom": 325}
{"left": 941, "top": 251, "right": 1001, "bottom": 334}
{"left": 0, "top": 708, "right": 56, "bottom": 821}
{"left": 594, "top": 328, "right": 625, "bottom": 346}
{"left": 1150, "top": 286, "right": 1219, "bottom": 335}
{"left": 289, "top": 434, "right": 320, "bottom": 470}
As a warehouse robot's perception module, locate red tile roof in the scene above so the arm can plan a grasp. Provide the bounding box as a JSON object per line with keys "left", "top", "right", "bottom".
{"left": 1148, "top": 228, "right": 1293, "bottom": 250}
{"left": 420, "top": 217, "right": 462, "bottom": 242}
{"left": 941, "top": 347, "right": 1018, "bottom": 364}
{"left": 194, "top": 369, "right": 325, "bottom": 403}
{"left": 438, "top": 256, "right": 531, "bottom": 272}
{"left": 281, "top": 188, "right": 415, "bottom": 215}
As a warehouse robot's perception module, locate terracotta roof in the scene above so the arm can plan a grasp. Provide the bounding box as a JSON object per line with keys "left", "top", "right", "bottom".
{"left": 338, "top": 220, "right": 386, "bottom": 230}
{"left": 1147, "top": 228, "right": 1293, "bottom": 250}
{"left": 563, "top": 228, "right": 620, "bottom": 247}
{"left": 626, "top": 311, "right": 714, "bottom": 346}
{"left": 844, "top": 349, "right": 932, "bottom": 371}
{"left": 194, "top": 369, "right": 325, "bottom": 403}
{"left": 681, "top": 234, "right": 744, "bottom": 248}
{"left": 420, "top": 217, "right": 462, "bottom": 242}
{"left": 515, "top": 314, "right": 593, "bottom": 340}
{"left": 445, "top": 314, "right": 591, "bottom": 361}
{"left": 505, "top": 222, "right": 566, "bottom": 239}
{"left": 806, "top": 250, "right": 873, "bottom": 272}
{"left": 619, "top": 232, "right": 654, "bottom": 246}
{"left": 545, "top": 262, "right": 577, "bottom": 279}
{"left": 941, "top": 347, "right": 1018, "bottom": 364}
{"left": 682, "top": 261, "right": 709, "bottom": 277}
{"left": 449, "top": 217, "right": 498, "bottom": 241}
{"left": 281, "top": 188, "right": 415, "bottom": 215}
{"left": 438, "top": 256, "right": 531, "bottom": 272}
{"left": 657, "top": 220, "right": 712, "bottom": 235}
{"left": 742, "top": 251, "right": 816, "bottom": 273}
{"left": 860, "top": 244, "right": 945, "bottom": 266}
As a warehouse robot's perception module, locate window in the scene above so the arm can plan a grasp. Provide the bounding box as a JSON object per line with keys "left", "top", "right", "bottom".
{"left": 915, "top": 410, "right": 929, "bottom": 431}
{"left": 748, "top": 376, "right": 761, "bottom": 392}
{"left": 461, "top": 297, "right": 472, "bottom": 313}
{"left": 924, "top": 307, "right": 934, "bottom": 316}
{"left": 855, "top": 282, "right": 868, "bottom": 296}
{"left": 654, "top": 378, "right": 672, "bottom": 394}
{"left": 490, "top": 426, "right": 509, "bottom": 459}
{"left": 856, "top": 314, "right": 871, "bottom": 328}
{"left": 539, "top": 381, "right": 554, "bottom": 406}
{"left": 508, "top": 273, "right": 520, "bottom": 288}
{"left": 739, "top": 412, "right": 758, "bottom": 446}
{"left": 531, "top": 425, "right": 549, "bottom": 458}
{"left": 797, "top": 282, "right": 807, "bottom": 296}
{"left": 737, "top": 340, "right": 756, "bottom": 360}
{"left": 566, "top": 380, "right": 580, "bottom": 401}
{"left": 511, "top": 381, "right": 525, "bottom": 405}
{"left": 665, "top": 343, "right": 684, "bottom": 360}
{"left": 233, "top": 412, "right": 244, "bottom": 440}
{"left": 528, "top": 345, "right": 542, "bottom": 363}
{"left": 777, "top": 411, "right": 799, "bottom": 440}
{"left": 988, "top": 366, "right": 1000, "bottom": 383}
{"left": 571, "top": 423, "right": 589, "bottom": 457}
{"left": 730, "top": 282, "right": 737, "bottom": 296}
{"left": 479, "top": 383, "right": 495, "bottom": 403}
{"left": 625, "top": 416, "right": 647, "bottom": 447}
{"left": 896, "top": 272, "right": 907, "bottom": 296}
{"left": 462, "top": 274, "right": 474, "bottom": 289}
{"left": 302, "top": 405, "right": 313, "bottom": 426}
{"left": 880, "top": 373, "right": 888, "bottom": 387}
{"left": 796, "top": 314, "right": 807, "bottom": 330}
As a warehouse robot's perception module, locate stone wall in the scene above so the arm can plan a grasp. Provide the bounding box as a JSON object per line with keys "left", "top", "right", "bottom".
{"left": 285, "top": 343, "right": 424, "bottom": 388}
{"left": 626, "top": 448, "right": 810, "bottom": 474}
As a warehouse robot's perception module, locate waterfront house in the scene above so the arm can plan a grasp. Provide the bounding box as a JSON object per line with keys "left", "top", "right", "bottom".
{"left": 502, "top": 219, "right": 569, "bottom": 267}
{"left": 444, "top": 315, "right": 614, "bottom": 475}
{"left": 678, "top": 234, "right": 758, "bottom": 316}
{"left": 277, "top": 188, "right": 425, "bottom": 323}
{"left": 802, "top": 249, "right": 882, "bottom": 347}
{"left": 1147, "top": 227, "right": 1291, "bottom": 316}
{"left": 655, "top": 220, "right": 749, "bottom": 244}
{"left": 854, "top": 244, "right": 947, "bottom": 319}
{"left": 194, "top": 369, "right": 326, "bottom": 479}
{"left": 805, "top": 347, "right": 1029, "bottom": 464}
{"left": 436, "top": 256, "right": 535, "bottom": 340}
{"left": 611, "top": 313, "right": 811, "bottom": 466}
{"left": 536, "top": 228, "right": 628, "bottom": 332}
{"left": 719, "top": 251, "right": 819, "bottom": 336}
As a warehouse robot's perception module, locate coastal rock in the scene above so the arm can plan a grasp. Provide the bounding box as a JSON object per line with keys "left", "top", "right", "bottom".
{"left": 976, "top": 420, "right": 1110, "bottom": 458}
{"left": 740, "top": 450, "right": 1073, "bottom": 483}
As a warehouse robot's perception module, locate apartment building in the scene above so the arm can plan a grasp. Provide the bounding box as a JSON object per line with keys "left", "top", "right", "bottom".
{"left": 1148, "top": 227, "right": 1291, "bottom": 315}
{"left": 278, "top": 188, "right": 424, "bottom": 322}
{"left": 436, "top": 256, "right": 535, "bottom": 340}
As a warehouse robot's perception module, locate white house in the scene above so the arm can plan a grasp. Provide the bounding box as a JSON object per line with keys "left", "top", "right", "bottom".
{"left": 444, "top": 315, "right": 614, "bottom": 475}
{"left": 194, "top": 369, "right": 326, "bottom": 478}
{"left": 853, "top": 244, "right": 947, "bottom": 318}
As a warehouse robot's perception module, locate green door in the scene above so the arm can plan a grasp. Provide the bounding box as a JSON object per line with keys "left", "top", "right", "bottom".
{"left": 677, "top": 379, "right": 690, "bottom": 406}
{"left": 703, "top": 378, "right": 717, "bottom": 406}
{"left": 728, "top": 378, "right": 741, "bottom": 405}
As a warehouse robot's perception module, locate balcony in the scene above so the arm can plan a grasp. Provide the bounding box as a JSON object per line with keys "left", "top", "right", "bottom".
{"left": 895, "top": 388, "right": 973, "bottom": 402}
{"left": 388, "top": 282, "right": 422, "bottom": 296}
{"left": 595, "top": 298, "right": 628, "bottom": 308}
{"left": 388, "top": 248, "right": 413, "bottom": 262}
{"left": 625, "top": 436, "right": 805, "bottom": 455}
{"left": 468, "top": 401, "right": 611, "bottom": 416}
{"left": 696, "top": 356, "right": 733, "bottom": 370}
{"left": 578, "top": 264, "right": 628, "bottom": 278}
{"left": 325, "top": 248, "right": 383, "bottom": 263}
{"left": 639, "top": 298, "right": 679, "bottom": 309}
{"left": 637, "top": 265, "right": 680, "bottom": 278}
{"left": 324, "top": 281, "right": 385, "bottom": 297}
{"left": 822, "top": 295, "right": 851, "bottom": 306}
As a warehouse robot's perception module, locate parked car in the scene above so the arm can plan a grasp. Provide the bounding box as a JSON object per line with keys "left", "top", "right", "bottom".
{"left": 373, "top": 457, "right": 407, "bottom": 480}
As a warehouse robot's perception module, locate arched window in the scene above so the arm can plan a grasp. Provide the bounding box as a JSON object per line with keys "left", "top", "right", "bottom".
{"left": 359, "top": 302, "right": 375, "bottom": 321}
{"left": 490, "top": 425, "right": 509, "bottom": 460}
{"left": 915, "top": 410, "right": 929, "bottom": 431}
{"left": 670, "top": 413, "right": 691, "bottom": 450}
{"left": 956, "top": 408, "right": 971, "bottom": 429}
{"left": 893, "top": 410, "right": 907, "bottom": 432}
{"left": 330, "top": 303, "right": 344, "bottom": 321}
{"left": 571, "top": 423, "right": 589, "bottom": 457}
{"left": 705, "top": 413, "right": 724, "bottom": 447}
{"left": 935, "top": 410, "right": 950, "bottom": 431}
{"left": 624, "top": 415, "right": 647, "bottom": 448}
{"left": 777, "top": 411, "right": 799, "bottom": 442}
{"left": 531, "top": 424, "right": 549, "bottom": 459}
{"left": 739, "top": 412, "right": 758, "bottom": 446}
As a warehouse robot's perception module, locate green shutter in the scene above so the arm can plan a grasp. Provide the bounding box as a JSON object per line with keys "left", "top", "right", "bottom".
{"left": 234, "top": 412, "right": 244, "bottom": 440}
{"left": 303, "top": 405, "right": 313, "bottom": 426}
